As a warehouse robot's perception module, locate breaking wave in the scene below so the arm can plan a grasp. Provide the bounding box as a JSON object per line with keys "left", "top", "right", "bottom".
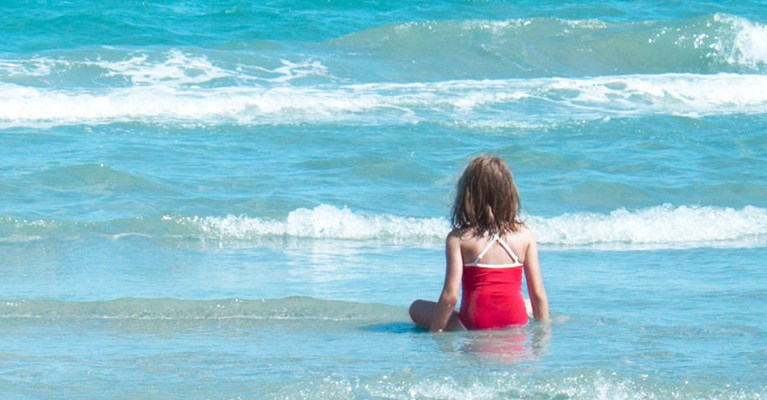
{"left": 3, "top": 204, "right": 766, "bottom": 250}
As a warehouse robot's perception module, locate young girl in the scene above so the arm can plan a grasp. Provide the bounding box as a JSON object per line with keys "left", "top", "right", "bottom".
{"left": 410, "top": 156, "right": 549, "bottom": 331}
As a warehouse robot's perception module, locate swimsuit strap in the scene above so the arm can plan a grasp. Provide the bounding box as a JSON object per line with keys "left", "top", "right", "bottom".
{"left": 465, "top": 232, "right": 522, "bottom": 267}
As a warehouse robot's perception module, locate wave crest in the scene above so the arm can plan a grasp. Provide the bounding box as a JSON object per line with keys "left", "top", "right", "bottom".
{"left": 181, "top": 205, "right": 447, "bottom": 241}
{"left": 532, "top": 204, "right": 767, "bottom": 249}
{"left": 3, "top": 204, "right": 766, "bottom": 249}
{"left": 2, "top": 73, "right": 767, "bottom": 128}
{"left": 713, "top": 14, "right": 767, "bottom": 70}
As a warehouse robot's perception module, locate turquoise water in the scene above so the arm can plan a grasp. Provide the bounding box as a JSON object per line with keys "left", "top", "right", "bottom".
{"left": 2, "top": 1, "right": 767, "bottom": 398}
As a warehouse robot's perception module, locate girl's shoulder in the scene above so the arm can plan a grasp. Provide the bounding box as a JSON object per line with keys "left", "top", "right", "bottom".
{"left": 504, "top": 224, "right": 537, "bottom": 246}
{"left": 511, "top": 224, "right": 533, "bottom": 237}
{"left": 447, "top": 227, "right": 473, "bottom": 241}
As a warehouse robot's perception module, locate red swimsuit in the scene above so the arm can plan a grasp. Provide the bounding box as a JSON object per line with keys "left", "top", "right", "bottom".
{"left": 459, "top": 233, "right": 529, "bottom": 330}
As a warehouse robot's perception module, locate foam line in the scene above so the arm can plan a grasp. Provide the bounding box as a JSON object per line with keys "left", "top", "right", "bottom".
{"left": 2, "top": 73, "right": 767, "bottom": 127}
{"left": 180, "top": 204, "right": 767, "bottom": 249}
{"left": 4, "top": 204, "right": 766, "bottom": 249}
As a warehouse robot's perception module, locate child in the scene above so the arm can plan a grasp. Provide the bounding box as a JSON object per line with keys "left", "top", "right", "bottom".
{"left": 410, "top": 155, "right": 549, "bottom": 331}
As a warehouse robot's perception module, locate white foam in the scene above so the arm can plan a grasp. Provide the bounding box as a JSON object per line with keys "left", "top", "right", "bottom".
{"left": 3, "top": 205, "right": 766, "bottom": 249}
{"left": 0, "top": 50, "right": 329, "bottom": 86}
{"left": 551, "top": 73, "right": 767, "bottom": 116}
{"left": 267, "top": 59, "right": 329, "bottom": 83}
{"left": 0, "top": 57, "right": 60, "bottom": 77}
{"left": 713, "top": 14, "right": 767, "bottom": 69}
{"left": 183, "top": 205, "right": 448, "bottom": 241}
{"left": 87, "top": 52, "right": 329, "bottom": 86}
{"left": 92, "top": 50, "right": 232, "bottom": 86}
{"left": 175, "top": 204, "right": 767, "bottom": 250}
{"left": 531, "top": 204, "right": 767, "bottom": 249}
{"left": 3, "top": 72, "right": 767, "bottom": 128}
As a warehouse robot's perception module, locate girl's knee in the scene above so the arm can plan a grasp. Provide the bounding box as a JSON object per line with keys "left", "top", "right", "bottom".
{"left": 409, "top": 299, "right": 434, "bottom": 326}
{"left": 409, "top": 299, "right": 426, "bottom": 317}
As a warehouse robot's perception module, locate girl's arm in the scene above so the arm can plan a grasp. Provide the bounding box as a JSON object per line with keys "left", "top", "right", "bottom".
{"left": 523, "top": 233, "right": 550, "bottom": 321}
{"left": 429, "top": 233, "right": 463, "bottom": 332}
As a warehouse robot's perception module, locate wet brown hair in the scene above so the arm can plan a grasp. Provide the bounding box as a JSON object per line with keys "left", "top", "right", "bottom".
{"left": 451, "top": 156, "right": 523, "bottom": 234}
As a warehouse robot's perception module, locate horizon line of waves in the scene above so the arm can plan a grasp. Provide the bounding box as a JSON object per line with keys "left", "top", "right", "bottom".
{"left": 3, "top": 73, "right": 767, "bottom": 128}
{"left": 0, "top": 297, "right": 405, "bottom": 323}
{"left": 2, "top": 13, "right": 766, "bottom": 84}
{"left": 4, "top": 204, "right": 767, "bottom": 250}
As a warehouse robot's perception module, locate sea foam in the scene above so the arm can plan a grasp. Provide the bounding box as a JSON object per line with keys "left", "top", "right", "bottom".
{"left": 713, "top": 14, "right": 767, "bottom": 69}
{"left": 2, "top": 73, "right": 767, "bottom": 128}
{"left": 175, "top": 204, "right": 767, "bottom": 250}
{"left": 4, "top": 204, "right": 765, "bottom": 249}
{"left": 181, "top": 205, "right": 448, "bottom": 241}
{"left": 531, "top": 204, "right": 767, "bottom": 249}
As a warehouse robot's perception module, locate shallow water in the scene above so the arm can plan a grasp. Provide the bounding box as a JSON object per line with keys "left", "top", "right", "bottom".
{"left": 1, "top": 1, "right": 767, "bottom": 398}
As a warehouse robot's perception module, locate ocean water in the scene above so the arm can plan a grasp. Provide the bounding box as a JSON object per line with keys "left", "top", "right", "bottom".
{"left": 1, "top": 1, "right": 767, "bottom": 398}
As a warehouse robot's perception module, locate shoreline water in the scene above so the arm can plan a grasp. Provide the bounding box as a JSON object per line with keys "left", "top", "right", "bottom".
{"left": 2, "top": 1, "right": 767, "bottom": 398}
